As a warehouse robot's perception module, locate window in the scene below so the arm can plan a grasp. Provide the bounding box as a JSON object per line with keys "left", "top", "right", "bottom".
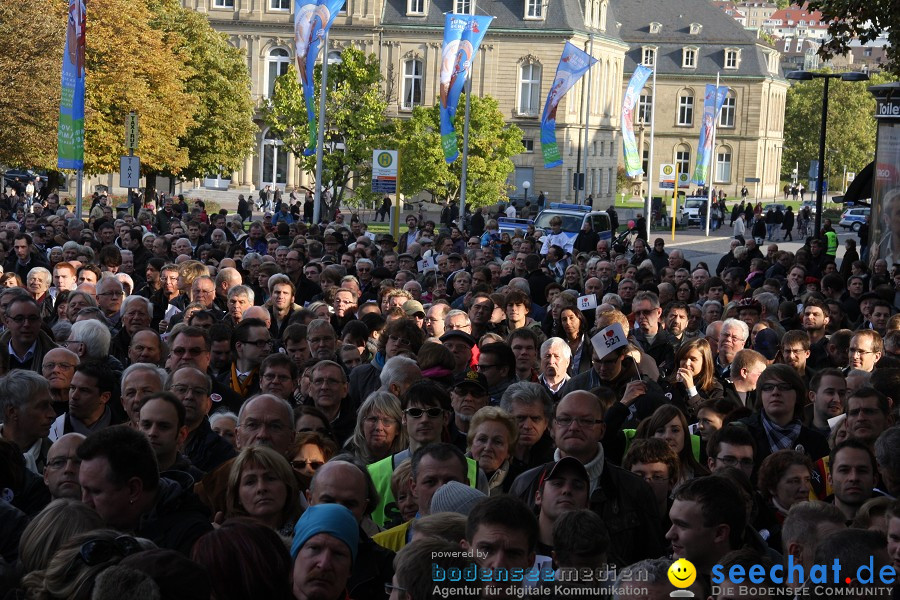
{"left": 649, "top": 22, "right": 662, "bottom": 34}
{"left": 715, "top": 148, "right": 732, "bottom": 182}
{"left": 213, "top": 0, "right": 234, "bottom": 6}
{"left": 642, "top": 147, "right": 649, "bottom": 175}
{"left": 675, "top": 146, "right": 691, "bottom": 177}
{"left": 266, "top": 48, "right": 291, "bottom": 98}
{"left": 677, "top": 91, "right": 694, "bottom": 126}
{"left": 683, "top": 47, "right": 697, "bottom": 68}
{"left": 407, "top": 0, "right": 425, "bottom": 13}
{"left": 637, "top": 92, "right": 652, "bottom": 124}
{"left": 725, "top": 49, "right": 739, "bottom": 69}
{"left": 401, "top": 59, "right": 424, "bottom": 109}
{"left": 526, "top": 0, "right": 543, "bottom": 18}
{"left": 522, "top": 138, "right": 534, "bottom": 152}
{"left": 270, "top": 0, "right": 290, "bottom": 9}
{"left": 518, "top": 62, "right": 541, "bottom": 116}
{"left": 642, "top": 47, "right": 656, "bottom": 66}
{"left": 719, "top": 93, "right": 735, "bottom": 127}
{"left": 689, "top": 22, "right": 702, "bottom": 35}
{"left": 864, "top": 48, "right": 873, "bottom": 57}
{"left": 592, "top": 141, "right": 597, "bottom": 156}
{"left": 455, "top": 0, "right": 472, "bottom": 13}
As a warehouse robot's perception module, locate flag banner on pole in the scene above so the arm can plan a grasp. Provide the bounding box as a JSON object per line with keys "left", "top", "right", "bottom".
{"left": 295, "top": 0, "right": 345, "bottom": 156}
{"left": 439, "top": 14, "right": 493, "bottom": 164}
{"left": 691, "top": 84, "right": 729, "bottom": 185}
{"left": 58, "top": 0, "right": 86, "bottom": 170}
{"left": 621, "top": 65, "right": 652, "bottom": 177}
{"left": 540, "top": 41, "right": 597, "bottom": 169}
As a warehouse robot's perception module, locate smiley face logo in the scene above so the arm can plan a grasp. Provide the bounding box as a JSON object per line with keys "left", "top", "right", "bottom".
{"left": 667, "top": 558, "right": 697, "bottom": 589}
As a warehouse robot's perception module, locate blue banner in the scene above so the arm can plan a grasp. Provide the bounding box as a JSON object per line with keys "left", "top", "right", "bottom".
{"left": 540, "top": 42, "right": 597, "bottom": 169}
{"left": 691, "top": 84, "right": 729, "bottom": 185}
{"left": 621, "top": 65, "right": 652, "bottom": 177}
{"left": 439, "top": 14, "right": 493, "bottom": 164}
{"left": 58, "top": 0, "right": 86, "bottom": 170}
{"left": 295, "top": 0, "right": 345, "bottom": 156}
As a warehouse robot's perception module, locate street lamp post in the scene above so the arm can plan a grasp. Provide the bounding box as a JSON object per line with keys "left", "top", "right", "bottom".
{"left": 785, "top": 70, "right": 869, "bottom": 237}
{"left": 522, "top": 180, "right": 531, "bottom": 209}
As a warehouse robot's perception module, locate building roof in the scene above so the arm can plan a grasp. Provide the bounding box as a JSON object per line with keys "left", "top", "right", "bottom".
{"left": 767, "top": 2, "right": 828, "bottom": 29}
{"left": 613, "top": 0, "right": 781, "bottom": 79}
{"left": 381, "top": 0, "right": 619, "bottom": 38}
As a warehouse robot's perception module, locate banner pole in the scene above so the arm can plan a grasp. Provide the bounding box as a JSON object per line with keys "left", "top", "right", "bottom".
{"left": 313, "top": 29, "right": 330, "bottom": 225}
{"left": 459, "top": 73, "right": 472, "bottom": 211}
{"left": 75, "top": 170, "right": 83, "bottom": 219}
{"left": 705, "top": 72, "right": 720, "bottom": 237}
{"left": 646, "top": 61, "right": 657, "bottom": 242}
{"left": 581, "top": 34, "right": 594, "bottom": 207}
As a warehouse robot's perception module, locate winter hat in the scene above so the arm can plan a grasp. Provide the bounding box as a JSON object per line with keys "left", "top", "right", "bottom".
{"left": 429, "top": 481, "right": 486, "bottom": 516}
{"left": 291, "top": 504, "right": 359, "bottom": 563}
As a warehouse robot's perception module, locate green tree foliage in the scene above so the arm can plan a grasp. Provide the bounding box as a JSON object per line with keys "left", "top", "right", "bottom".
{"left": 0, "top": 0, "right": 66, "bottom": 169}
{"left": 84, "top": 0, "right": 195, "bottom": 176}
{"left": 146, "top": 0, "right": 256, "bottom": 181}
{"left": 782, "top": 70, "right": 892, "bottom": 192}
{"left": 391, "top": 95, "right": 524, "bottom": 208}
{"left": 807, "top": 0, "right": 900, "bottom": 76}
{"left": 264, "top": 48, "right": 391, "bottom": 217}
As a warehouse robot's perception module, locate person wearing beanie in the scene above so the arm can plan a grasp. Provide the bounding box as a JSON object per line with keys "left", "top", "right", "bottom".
{"left": 291, "top": 504, "right": 359, "bottom": 600}
{"left": 429, "top": 480, "right": 486, "bottom": 516}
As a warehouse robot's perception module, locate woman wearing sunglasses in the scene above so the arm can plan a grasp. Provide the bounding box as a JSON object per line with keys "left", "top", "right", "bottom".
{"left": 289, "top": 431, "right": 337, "bottom": 494}
{"left": 738, "top": 364, "right": 830, "bottom": 468}
{"left": 226, "top": 446, "right": 301, "bottom": 536}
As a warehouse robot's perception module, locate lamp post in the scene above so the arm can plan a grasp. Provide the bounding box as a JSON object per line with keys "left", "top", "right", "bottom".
{"left": 522, "top": 180, "right": 531, "bottom": 209}
{"left": 785, "top": 70, "right": 869, "bottom": 236}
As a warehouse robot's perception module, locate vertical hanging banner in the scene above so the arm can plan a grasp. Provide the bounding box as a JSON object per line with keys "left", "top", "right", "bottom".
{"left": 621, "top": 65, "right": 653, "bottom": 177}
{"left": 439, "top": 13, "right": 493, "bottom": 164}
{"left": 58, "top": 0, "right": 86, "bottom": 170}
{"left": 691, "top": 84, "right": 729, "bottom": 185}
{"left": 540, "top": 41, "right": 597, "bottom": 169}
{"left": 294, "top": 0, "right": 345, "bottom": 156}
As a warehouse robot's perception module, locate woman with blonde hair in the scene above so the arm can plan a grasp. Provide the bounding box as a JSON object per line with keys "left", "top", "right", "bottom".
{"left": 466, "top": 406, "right": 518, "bottom": 495}
{"left": 226, "top": 446, "right": 300, "bottom": 536}
{"left": 345, "top": 391, "right": 407, "bottom": 464}
{"left": 18, "top": 499, "right": 104, "bottom": 575}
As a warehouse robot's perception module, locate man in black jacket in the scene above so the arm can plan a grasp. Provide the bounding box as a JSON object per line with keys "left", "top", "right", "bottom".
{"left": 5, "top": 233, "right": 48, "bottom": 281}
{"left": 508, "top": 390, "right": 664, "bottom": 566}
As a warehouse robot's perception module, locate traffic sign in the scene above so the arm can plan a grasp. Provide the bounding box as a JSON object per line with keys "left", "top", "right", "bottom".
{"left": 120, "top": 156, "right": 140, "bottom": 188}
{"left": 372, "top": 149, "right": 398, "bottom": 195}
{"left": 126, "top": 112, "right": 138, "bottom": 150}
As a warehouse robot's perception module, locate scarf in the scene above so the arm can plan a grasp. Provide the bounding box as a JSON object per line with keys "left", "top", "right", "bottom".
{"left": 761, "top": 412, "right": 802, "bottom": 453}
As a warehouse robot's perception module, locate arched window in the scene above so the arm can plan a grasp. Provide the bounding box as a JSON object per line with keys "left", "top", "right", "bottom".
{"left": 675, "top": 144, "right": 691, "bottom": 177}
{"left": 719, "top": 92, "right": 736, "bottom": 128}
{"left": 266, "top": 48, "right": 291, "bottom": 98}
{"left": 402, "top": 59, "right": 424, "bottom": 109}
{"left": 637, "top": 88, "right": 652, "bottom": 124}
{"left": 261, "top": 130, "right": 288, "bottom": 187}
{"left": 715, "top": 146, "right": 732, "bottom": 183}
{"left": 518, "top": 62, "right": 541, "bottom": 116}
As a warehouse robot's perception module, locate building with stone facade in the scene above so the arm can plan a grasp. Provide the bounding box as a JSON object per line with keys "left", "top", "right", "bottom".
{"left": 616, "top": 0, "right": 788, "bottom": 200}
{"left": 149, "top": 0, "right": 785, "bottom": 205}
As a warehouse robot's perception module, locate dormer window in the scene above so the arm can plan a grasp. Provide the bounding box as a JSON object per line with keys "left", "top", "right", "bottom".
{"left": 526, "top": 0, "right": 543, "bottom": 19}
{"left": 683, "top": 47, "right": 698, "bottom": 68}
{"left": 642, "top": 46, "right": 656, "bottom": 66}
{"left": 689, "top": 22, "right": 703, "bottom": 35}
{"left": 407, "top": 0, "right": 425, "bottom": 15}
{"left": 455, "top": 0, "right": 472, "bottom": 14}
{"left": 649, "top": 22, "right": 662, "bottom": 34}
{"left": 724, "top": 48, "right": 740, "bottom": 69}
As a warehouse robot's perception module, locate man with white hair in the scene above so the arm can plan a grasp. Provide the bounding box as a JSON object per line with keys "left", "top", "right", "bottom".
{"left": 716, "top": 318, "right": 750, "bottom": 379}
{"left": 539, "top": 337, "right": 571, "bottom": 401}
{"left": 26, "top": 266, "right": 54, "bottom": 320}
{"left": 224, "top": 284, "right": 254, "bottom": 327}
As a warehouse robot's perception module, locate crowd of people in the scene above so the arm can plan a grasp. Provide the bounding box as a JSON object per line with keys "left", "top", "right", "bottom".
{"left": 0, "top": 185, "right": 899, "bottom": 599}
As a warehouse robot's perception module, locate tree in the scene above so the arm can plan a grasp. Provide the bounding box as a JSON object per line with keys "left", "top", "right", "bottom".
{"left": 391, "top": 95, "right": 524, "bottom": 208}
{"left": 0, "top": 0, "right": 66, "bottom": 169}
{"left": 263, "top": 48, "right": 390, "bottom": 218}
{"left": 146, "top": 0, "right": 256, "bottom": 186}
{"left": 782, "top": 70, "right": 892, "bottom": 193}
{"left": 84, "top": 0, "right": 195, "bottom": 176}
{"left": 807, "top": 0, "right": 900, "bottom": 76}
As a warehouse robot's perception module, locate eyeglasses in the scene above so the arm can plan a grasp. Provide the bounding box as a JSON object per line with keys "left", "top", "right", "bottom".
{"left": 291, "top": 459, "right": 324, "bottom": 471}
{"left": 387, "top": 334, "right": 411, "bottom": 347}
{"left": 848, "top": 347, "right": 875, "bottom": 356}
{"left": 8, "top": 314, "right": 40, "bottom": 324}
{"left": 243, "top": 339, "right": 273, "bottom": 348}
{"left": 759, "top": 383, "right": 794, "bottom": 393}
{"left": 405, "top": 407, "right": 444, "bottom": 419}
{"left": 715, "top": 456, "right": 755, "bottom": 469}
{"left": 476, "top": 363, "right": 500, "bottom": 371}
{"left": 171, "top": 384, "right": 209, "bottom": 397}
{"left": 312, "top": 377, "right": 344, "bottom": 387}
{"left": 63, "top": 340, "right": 84, "bottom": 349}
{"left": 75, "top": 535, "right": 142, "bottom": 569}
{"left": 385, "top": 584, "right": 408, "bottom": 596}
{"left": 43, "top": 362, "right": 76, "bottom": 370}
{"left": 555, "top": 416, "right": 603, "bottom": 428}
{"left": 173, "top": 347, "right": 205, "bottom": 357}
{"left": 365, "top": 416, "right": 399, "bottom": 427}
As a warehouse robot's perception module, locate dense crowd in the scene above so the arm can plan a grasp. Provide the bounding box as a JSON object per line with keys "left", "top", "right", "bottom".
{"left": 0, "top": 186, "right": 898, "bottom": 599}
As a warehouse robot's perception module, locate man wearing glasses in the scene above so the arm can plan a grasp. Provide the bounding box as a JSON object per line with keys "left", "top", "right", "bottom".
{"left": 41, "top": 347, "right": 80, "bottom": 414}
{"left": 705, "top": 425, "right": 756, "bottom": 478}
{"left": 509, "top": 390, "right": 664, "bottom": 565}
{"left": 0, "top": 296, "right": 57, "bottom": 375}
{"left": 168, "top": 366, "right": 235, "bottom": 473}
{"left": 216, "top": 318, "right": 270, "bottom": 398}
{"left": 310, "top": 360, "right": 355, "bottom": 446}
{"left": 848, "top": 330, "right": 884, "bottom": 373}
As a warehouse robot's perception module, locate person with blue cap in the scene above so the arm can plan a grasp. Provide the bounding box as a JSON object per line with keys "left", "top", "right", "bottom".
{"left": 291, "top": 503, "right": 359, "bottom": 600}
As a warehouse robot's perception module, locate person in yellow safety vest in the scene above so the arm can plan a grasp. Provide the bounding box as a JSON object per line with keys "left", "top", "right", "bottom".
{"left": 367, "top": 381, "right": 487, "bottom": 529}
{"left": 823, "top": 219, "right": 838, "bottom": 257}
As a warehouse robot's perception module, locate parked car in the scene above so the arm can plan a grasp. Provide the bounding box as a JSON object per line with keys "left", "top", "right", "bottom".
{"left": 800, "top": 200, "right": 818, "bottom": 214}
{"left": 534, "top": 203, "right": 613, "bottom": 246}
{"left": 839, "top": 207, "right": 870, "bottom": 232}
{"left": 762, "top": 203, "right": 788, "bottom": 214}
{"left": 679, "top": 197, "right": 707, "bottom": 227}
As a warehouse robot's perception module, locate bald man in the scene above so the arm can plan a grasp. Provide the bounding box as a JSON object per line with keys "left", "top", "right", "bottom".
{"left": 242, "top": 306, "right": 272, "bottom": 329}
{"left": 42, "top": 348, "right": 80, "bottom": 413}
{"left": 43, "top": 433, "right": 85, "bottom": 500}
